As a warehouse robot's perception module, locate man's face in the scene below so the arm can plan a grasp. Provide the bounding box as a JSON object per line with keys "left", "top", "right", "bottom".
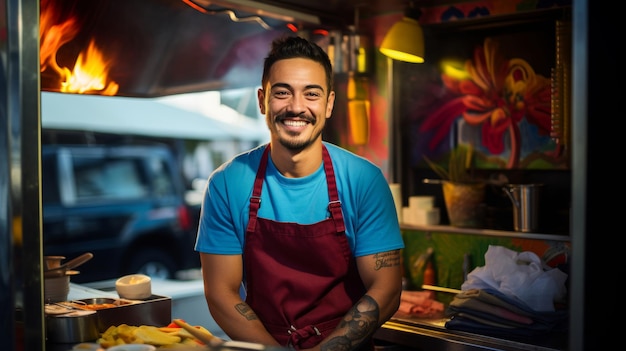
{"left": 258, "top": 58, "right": 335, "bottom": 151}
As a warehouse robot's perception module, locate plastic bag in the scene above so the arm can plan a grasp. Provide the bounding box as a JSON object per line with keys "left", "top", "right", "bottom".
{"left": 461, "top": 245, "right": 568, "bottom": 312}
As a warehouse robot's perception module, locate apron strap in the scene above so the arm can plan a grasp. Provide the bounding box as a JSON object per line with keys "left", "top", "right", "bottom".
{"left": 322, "top": 145, "right": 345, "bottom": 233}
{"left": 246, "top": 144, "right": 270, "bottom": 234}
{"left": 247, "top": 144, "right": 345, "bottom": 234}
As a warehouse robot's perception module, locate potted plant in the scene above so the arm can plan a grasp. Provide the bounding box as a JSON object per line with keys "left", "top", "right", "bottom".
{"left": 423, "top": 145, "right": 485, "bottom": 228}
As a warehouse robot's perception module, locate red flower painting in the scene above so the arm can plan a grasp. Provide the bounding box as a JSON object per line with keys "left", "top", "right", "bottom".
{"left": 419, "top": 38, "right": 556, "bottom": 169}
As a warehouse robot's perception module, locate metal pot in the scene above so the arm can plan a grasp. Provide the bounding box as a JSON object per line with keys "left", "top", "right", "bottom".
{"left": 502, "top": 183, "right": 542, "bottom": 232}
{"left": 44, "top": 275, "right": 70, "bottom": 303}
{"left": 45, "top": 310, "right": 99, "bottom": 343}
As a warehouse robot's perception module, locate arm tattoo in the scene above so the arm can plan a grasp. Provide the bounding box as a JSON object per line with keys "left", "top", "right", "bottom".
{"left": 321, "top": 295, "right": 380, "bottom": 351}
{"left": 373, "top": 250, "right": 400, "bottom": 270}
{"left": 235, "top": 302, "right": 258, "bottom": 321}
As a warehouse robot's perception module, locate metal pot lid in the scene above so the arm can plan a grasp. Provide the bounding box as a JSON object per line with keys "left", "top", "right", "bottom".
{"left": 47, "top": 310, "right": 96, "bottom": 318}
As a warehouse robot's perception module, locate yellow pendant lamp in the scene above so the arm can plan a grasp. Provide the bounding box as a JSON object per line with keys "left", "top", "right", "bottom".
{"left": 380, "top": 4, "right": 424, "bottom": 63}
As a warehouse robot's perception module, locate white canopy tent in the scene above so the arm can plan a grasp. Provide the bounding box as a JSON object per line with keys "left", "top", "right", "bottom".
{"left": 41, "top": 91, "right": 269, "bottom": 142}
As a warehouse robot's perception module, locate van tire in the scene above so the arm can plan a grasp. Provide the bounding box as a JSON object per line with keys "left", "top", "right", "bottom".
{"left": 125, "top": 248, "right": 177, "bottom": 280}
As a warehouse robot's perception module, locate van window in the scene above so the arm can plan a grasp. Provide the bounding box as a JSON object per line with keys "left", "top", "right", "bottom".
{"left": 73, "top": 157, "right": 148, "bottom": 200}
{"left": 149, "top": 157, "right": 176, "bottom": 198}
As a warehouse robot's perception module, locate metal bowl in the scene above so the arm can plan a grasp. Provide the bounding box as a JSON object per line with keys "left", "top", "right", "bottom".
{"left": 76, "top": 298, "right": 118, "bottom": 305}
{"left": 46, "top": 310, "right": 99, "bottom": 343}
{"left": 72, "top": 297, "right": 131, "bottom": 311}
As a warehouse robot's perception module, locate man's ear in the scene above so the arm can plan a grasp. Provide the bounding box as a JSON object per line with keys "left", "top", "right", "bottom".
{"left": 257, "top": 88, "right": 266, "bottom": 114}
{"left": 326, "top": 91, "right": 335, "bottom": 119}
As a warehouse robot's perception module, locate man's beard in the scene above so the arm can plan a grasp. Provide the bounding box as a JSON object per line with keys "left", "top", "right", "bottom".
{"left": 269, "top": 112, "right": 324, "bottom": 151}
{"left": 279, "top": 126, "right": 324, "bottom": 151}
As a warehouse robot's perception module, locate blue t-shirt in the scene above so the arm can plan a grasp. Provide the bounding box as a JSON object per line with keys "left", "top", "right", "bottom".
{"left": 195, "top": 142, "right": 404, "bottom": 257}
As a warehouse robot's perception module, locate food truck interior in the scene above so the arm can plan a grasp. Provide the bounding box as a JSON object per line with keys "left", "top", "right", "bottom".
{"left": 1, "top": 0, "right": 609, "bottom": 350}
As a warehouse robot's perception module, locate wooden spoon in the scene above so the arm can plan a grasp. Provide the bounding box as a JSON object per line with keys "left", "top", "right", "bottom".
{"left": 44, "top": 252, "right": 93, "bottom": 278}
{"left": 172, "top": 319, "right": 220, "bottom": 346}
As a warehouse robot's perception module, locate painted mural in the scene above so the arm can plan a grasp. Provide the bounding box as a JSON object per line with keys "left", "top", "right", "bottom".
{"left": 419, "top": 36, "right": 561, "bottom": 169}
{"left": 402, "top": 12, "right": 570, "bottom": 171}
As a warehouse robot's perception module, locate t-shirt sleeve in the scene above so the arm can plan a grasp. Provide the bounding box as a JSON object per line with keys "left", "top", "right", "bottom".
{"left": 350, "top": 165, "right": 405, "bottom": 257}
{"left": 194, "top": 165, "right": 245, "bottom": 255}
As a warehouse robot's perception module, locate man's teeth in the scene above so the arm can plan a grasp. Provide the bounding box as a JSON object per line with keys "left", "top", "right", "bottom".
{"left": 283, "top": 120, "right": 308, "bottom": 127}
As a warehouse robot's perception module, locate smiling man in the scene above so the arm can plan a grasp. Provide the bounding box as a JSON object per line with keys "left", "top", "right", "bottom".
{"left": 195, "top": 35, "right": 405, "bottom": 351}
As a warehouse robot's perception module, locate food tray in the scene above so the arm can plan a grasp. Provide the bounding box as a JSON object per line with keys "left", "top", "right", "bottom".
{"left": 66, "top": 295, "right": 172, "bottom": 332}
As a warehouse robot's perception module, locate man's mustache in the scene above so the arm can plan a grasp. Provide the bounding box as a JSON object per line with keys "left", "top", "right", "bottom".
{"left": 276, "top": 112, "right": 316, "bottom": 124}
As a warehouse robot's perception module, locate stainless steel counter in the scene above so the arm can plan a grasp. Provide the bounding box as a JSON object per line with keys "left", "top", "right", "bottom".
{"left": 374, "top": 313, "right": 567, "bottom": 351}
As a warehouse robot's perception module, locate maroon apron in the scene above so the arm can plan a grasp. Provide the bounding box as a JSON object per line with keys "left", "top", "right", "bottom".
{"left": 244, "top": 144, "right": 367, "bottom": 349}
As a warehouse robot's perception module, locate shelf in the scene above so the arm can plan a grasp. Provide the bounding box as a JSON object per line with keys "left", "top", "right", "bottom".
{"left": 375, "top": 313, "right": 565, "bottom": 351}
{"left": 400, "top": 224, "right": 570, "bottom": 242}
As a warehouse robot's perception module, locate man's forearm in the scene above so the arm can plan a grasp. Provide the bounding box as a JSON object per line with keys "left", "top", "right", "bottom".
{"left": 318, "top": 295, "right": 380, "bottom": 351}
{"left": 210, "top": 300, "right": 280, "bottom": 346}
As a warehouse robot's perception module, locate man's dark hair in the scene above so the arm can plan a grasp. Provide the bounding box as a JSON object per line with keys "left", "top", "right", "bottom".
{"left": 262, "top": 35, "right": 333, "bottom": 93}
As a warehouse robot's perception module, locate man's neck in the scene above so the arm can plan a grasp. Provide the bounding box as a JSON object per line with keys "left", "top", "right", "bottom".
{"left": 270, "top": 141, "right": 323, "bottom": 178}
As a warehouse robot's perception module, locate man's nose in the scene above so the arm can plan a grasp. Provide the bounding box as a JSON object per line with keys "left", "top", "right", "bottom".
{"left": 286, "top": 94, "right": 306, "bottom": 115}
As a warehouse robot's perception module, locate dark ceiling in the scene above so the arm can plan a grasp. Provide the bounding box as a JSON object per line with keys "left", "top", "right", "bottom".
{"left": 256, "top": 0, "right": 459, "bottom": 24}
{"left": 40, "top": 0, "right": 439, "bottom": 97}
{"left": 251, "top": 0, "right": 408, "bottom": 26}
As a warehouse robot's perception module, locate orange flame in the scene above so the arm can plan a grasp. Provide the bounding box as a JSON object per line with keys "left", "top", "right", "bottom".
{"left": 60, "top": 39, "right": 119, "bottom": 95}
{"left": 40, "top": 0, "right": 119, "bottom": 95}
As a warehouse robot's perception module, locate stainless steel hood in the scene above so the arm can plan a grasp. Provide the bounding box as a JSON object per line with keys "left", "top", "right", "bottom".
{"left": 39, "top": 0, "right": 409, "bottom": 97}
{"left": 40, "top": 0, "right": 303, "bottom": 97}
